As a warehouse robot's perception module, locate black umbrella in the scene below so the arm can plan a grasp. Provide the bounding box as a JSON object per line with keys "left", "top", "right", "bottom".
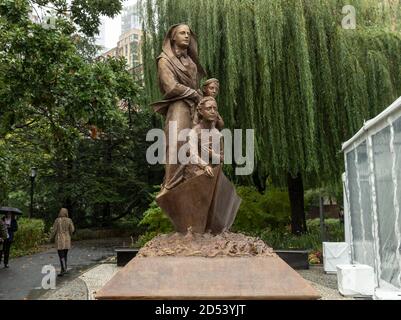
{"left": 0, "top": 207, "right": 23, "bottom": 215}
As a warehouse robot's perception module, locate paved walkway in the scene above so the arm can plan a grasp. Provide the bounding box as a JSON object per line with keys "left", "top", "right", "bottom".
{"left": 0, "top": 238, "right": 129, "bottom": 300}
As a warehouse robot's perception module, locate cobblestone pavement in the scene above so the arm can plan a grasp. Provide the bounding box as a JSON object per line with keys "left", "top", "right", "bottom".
{"left": 296, "top": 265, "right": 353, "bottom": 300}
{"left": 40, "top": 259, "right": 120, "bottom": 300}
{"left": 0, "top": 238, "right": 129, "bottom": 300}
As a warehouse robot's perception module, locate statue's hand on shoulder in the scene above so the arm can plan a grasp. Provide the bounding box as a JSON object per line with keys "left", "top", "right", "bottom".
{"left": 204, "top": 165, "right": 214, "bottom": 178}
{"left": 193, "top": 91, "right": 202, "bottom": 104}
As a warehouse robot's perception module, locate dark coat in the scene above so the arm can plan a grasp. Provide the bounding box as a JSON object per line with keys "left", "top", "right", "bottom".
{"left": 1, "top": 217, "right": 18, "bottom": 242}
{"left": 0, "top": 221, "right": 7, "bottom": 250}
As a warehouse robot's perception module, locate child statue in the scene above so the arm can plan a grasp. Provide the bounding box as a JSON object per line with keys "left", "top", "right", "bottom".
{"left": 185, "top": 96, "right": 224, "bottom": 181}
{"left": 201, "top": 78, "right": 224, "bottom": 130}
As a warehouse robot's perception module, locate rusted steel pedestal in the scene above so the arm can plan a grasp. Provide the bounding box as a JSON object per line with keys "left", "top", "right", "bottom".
{"left": 95, "top": 256, "right": 320, "bottom": 300}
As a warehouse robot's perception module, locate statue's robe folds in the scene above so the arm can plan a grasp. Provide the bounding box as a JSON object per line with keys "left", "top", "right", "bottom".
{"left": 156, "top": 164, "right": 241, "bottom": 234}
{"left": 151, "top": 53, "right": 198, "bottom": 190}
{"left": 156, "top": 124, "right": 241, "bottom": 234}
{"left": 151, "top": 24, "right": 206, "bottom": 190}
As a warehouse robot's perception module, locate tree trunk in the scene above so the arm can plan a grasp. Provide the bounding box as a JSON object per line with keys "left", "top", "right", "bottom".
{"left": 64, "top": 197, "right": 73, "bottom": 221}
{"left": 64, "top": 159, "right": 74, "bottom": 220}
{"left": 252, "top": 169, "right": 267, "bottom": 192}
{"left": 287, "top": 172, "right": 307, "bottom": 235}
{"left": 102, "top": 140, "right": 113, "bottom": 226}
{"left": 102, "top": 202, "right": 111, "bottom": 226}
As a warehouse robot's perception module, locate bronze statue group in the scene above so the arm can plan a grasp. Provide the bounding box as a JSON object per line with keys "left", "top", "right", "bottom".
{"left": 151, "top": 24, "right": 241, "bottom": 234}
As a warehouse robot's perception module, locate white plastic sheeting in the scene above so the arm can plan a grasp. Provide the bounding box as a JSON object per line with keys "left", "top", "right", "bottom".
{"left": 342, "top": 97, "right": 401, "bottom": 292}
{"left": 345, "top": 142, "right": 375, "bottom": 268}
{"left": 372, "top": 126, "right": 400, "bottom": 288}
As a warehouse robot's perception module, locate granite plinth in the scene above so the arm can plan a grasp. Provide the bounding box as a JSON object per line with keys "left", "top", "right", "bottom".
{"left": 96, "top": 256, "right": 320, "bottom": 300}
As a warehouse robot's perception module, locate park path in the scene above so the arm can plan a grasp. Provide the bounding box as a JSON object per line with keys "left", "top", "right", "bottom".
{"left": 0, "top": 237, "right": 128, "bottom": 300}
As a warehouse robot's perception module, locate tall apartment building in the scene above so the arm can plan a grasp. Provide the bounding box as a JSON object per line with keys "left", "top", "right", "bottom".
{"left": 121, "top": 2, "right": 142, "bottom": 34}
{"left": 100, "top": 2, "right": 143, "bottom": 78}
{"left": 117, "top": 28, "right": 143, "bottom": 70}
{"left": 101, "top": 28, "right": 143, "bottom": 77}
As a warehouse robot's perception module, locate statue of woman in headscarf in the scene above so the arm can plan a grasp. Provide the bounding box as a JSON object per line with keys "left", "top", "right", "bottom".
{"left": 151, "top": 23, "right": 206, "bottom": 191}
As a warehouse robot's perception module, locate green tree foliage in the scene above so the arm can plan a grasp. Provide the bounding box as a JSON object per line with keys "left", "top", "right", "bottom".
{"left": 135, "top": 193, "right": 174, "bottom": 247}
{"left": 141, "top": 0, "right": 401, "bottom": 187}
{"left": 0, "top": 0, "right": 157, "bottom": 226}
{"left": 0, "top": 83, "right": 155, "bottom": 226}
{"left": 0, "top": 0, "right": 125, "bottom": 139}
{"left": 232, "top": 185, "right": 291, "bottom": 233}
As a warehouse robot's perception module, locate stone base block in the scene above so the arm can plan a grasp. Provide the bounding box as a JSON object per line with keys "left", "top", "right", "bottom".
{"left": 96, "top": 256, "right": 320, "bottom": 300}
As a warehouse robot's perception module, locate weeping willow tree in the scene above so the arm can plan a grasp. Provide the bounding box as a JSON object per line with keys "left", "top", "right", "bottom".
{"left": 141, "top": 0, "right": 401, "bottom": 234}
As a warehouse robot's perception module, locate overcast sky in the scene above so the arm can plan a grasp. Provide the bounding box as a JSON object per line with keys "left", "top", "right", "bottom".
{"left": 31, "top": 0, "right": 139, "bottom": 50}
{"left": 100, "top": 0, "right": 139, "bottom": 49}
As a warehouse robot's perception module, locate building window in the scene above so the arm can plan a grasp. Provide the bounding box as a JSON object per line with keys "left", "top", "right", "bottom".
{"left": 130, "top": 41, "right": 139, "bottom": 62}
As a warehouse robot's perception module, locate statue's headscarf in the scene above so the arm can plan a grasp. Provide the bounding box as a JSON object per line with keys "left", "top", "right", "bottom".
{"left": 160, "top": 23, "right": 206, "bottom": 79}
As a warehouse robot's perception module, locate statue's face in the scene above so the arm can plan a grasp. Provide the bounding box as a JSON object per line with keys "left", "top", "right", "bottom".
{"left": 204, "top": 82, "right": 219, "bottom": 98}
{"left": 173, "top": 25, "right": 191, "bottom": 49}
{"left": 200, "top": 100, "right": 218, "bottom": 122}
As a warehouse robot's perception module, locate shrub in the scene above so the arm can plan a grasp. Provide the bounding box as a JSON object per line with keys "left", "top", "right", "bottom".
{"left": 231, "top": 185, "right": 291, "bottom": 234}
{"left": 70, "top": 216, "right": 141, "bottom": 241}
{"left": 134, "top": 199, "right": 173, "bottom": 247}
{"left": 260, "top": 228, "right": 322, "bottom": 251}
{"left": 307, "top": 218, "right": 345, "bottom": 242}
{"left": 259, "top": 218, "right": 345, "bottom": 264}
{"left": 72, "top": 227, "right": 135, "bottom": 241}
{"left": 11, "top": 218, "right": 46, "bottom": 258}
{"left": 260, "top": 218, "right": 344, "bottom": 250}
{"left": 231, "top": 186, "right": 267, "bottom": 233}
{"left": 138, "top": 201, "right": 173, "bottom": 233}
{"left": 261, "top": 186, "right": 291, "bottom": 228}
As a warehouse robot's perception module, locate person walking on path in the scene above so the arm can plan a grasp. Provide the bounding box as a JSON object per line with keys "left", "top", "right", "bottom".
{"left": 0, "top": 220, "right": 8, "bottom": 260}
{"left": 50, "top": 208, "right": 75, "bottom": 277}
{"left": 0, "top": 212, "right": 18, "bottom": 268}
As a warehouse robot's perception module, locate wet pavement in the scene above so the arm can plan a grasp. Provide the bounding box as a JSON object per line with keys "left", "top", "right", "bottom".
{"left": 0, "top": 238, "right": 128, "bottom": 300}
